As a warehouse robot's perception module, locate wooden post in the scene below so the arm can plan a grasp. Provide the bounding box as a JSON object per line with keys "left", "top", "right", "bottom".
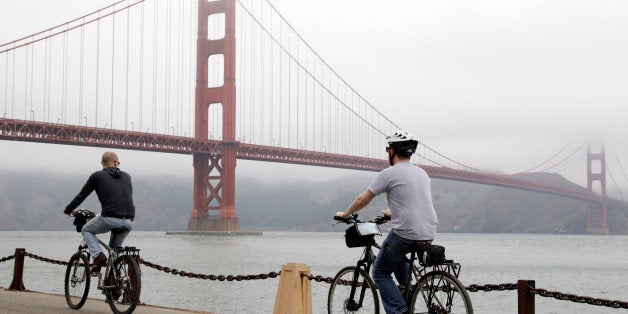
{"left": 8, "top": 248, "right": 26, "bottom": 291}
{"left": 273, "top": 263, "right": 312, "bottom": 314}
{"left": 518, "top": 279, "right": 535, "bottom": 314}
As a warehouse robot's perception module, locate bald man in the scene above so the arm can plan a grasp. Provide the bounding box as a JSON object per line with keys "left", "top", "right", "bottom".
{"left": 64, "top": 151, "right": 135, "bottom": 273}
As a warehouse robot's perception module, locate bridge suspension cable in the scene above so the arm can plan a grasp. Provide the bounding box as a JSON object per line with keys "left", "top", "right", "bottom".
{"left": 606, "top": 165, "right": 626, "bottom": 201}
{"left": 515, "top": 141, "right": 575, "bottom": 174}
{"left": 0, "top": 0, "right": 144, "bottom": 54}
{"left": 0, "top": 0, "right": 197, "bottom": 136}
{"left": 235, "top": 0, "right": 483, "bottom": 172}
{"left": 611, "top": 147, "right": 628, "bottom": 182}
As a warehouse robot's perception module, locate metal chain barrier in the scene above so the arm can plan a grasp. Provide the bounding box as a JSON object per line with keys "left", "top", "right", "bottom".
{"left": 23, "top": 251, "right": 68, "bottom": 266}
{"left": 302, "top": 274, "right": 335, "bottom": 284}
{"left": 7, "top": 250, "right": 628, "bottom": 310}
{"left": 0, "top": 254, "right": 15, "bottom": 263}
{"left": 466, "top": 283, "right": 518, "bottom": 292}
{"left": 139, "top": 258, "right": 280, "bottom": 281}
{"left": 531, "top": 286, "right": 628, "bottom": 309}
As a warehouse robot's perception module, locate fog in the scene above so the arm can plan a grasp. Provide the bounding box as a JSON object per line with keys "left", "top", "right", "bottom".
{"left": 0, "top": 0, "right": 626, "bottom": 190}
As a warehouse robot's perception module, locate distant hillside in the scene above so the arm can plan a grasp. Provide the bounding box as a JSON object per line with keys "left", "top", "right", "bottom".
{"left": 0, "top": 170, "right": 626, "bottom": 234}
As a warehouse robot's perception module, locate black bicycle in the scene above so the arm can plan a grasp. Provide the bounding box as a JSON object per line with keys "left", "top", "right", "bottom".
{"left": 64, "top": 209, "right": 142, "bottom": 314}
{"left": 328, "top": 214, "right": 473, "bottom": 314}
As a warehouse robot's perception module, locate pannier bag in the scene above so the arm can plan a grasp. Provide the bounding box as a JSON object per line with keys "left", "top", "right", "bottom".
{"left": 344, "top": 222, "right": 380, "bottom": 248}
{"left": 419, "top": 244, "right": 446, "bottom": 266}
{"left": 73, "top": 209, "right": 96, "bottom": 232}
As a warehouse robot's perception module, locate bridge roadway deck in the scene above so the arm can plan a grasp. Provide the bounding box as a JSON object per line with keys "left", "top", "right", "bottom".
{"left": 0, "top": 289, "right": 212, "bottom": 314}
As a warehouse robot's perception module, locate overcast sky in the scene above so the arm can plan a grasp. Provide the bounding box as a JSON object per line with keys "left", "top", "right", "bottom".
{"left": 0, "top": 0, "right": 626, "bottom": 188}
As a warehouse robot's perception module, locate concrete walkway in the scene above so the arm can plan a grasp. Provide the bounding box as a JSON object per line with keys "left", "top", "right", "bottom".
{"left": 0, "top": 289, "right": 213, "bottom": 314}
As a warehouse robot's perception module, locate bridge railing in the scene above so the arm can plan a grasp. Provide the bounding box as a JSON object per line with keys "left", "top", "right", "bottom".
{"left": 2, "top": 248, "right": 627, "bottom": 313}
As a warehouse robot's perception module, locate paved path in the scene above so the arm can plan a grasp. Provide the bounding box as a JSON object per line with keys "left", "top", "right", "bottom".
{"left": 0, "top": 289, "right": 213, "bottom": 314}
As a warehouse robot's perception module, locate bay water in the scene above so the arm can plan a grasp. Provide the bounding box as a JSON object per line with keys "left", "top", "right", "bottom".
{"left": 0, "top": 231, "right": 626, "bottom": 313}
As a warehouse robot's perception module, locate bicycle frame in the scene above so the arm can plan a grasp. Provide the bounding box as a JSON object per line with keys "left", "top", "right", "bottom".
{"left": 347, "top": 243, "right": 379, "bottom": 309}
{"left": 331, "top": 214, "right": 472, "bottom": 314}
{"left": 95, "top": 238, "right": 119, "bottom": 290}
{"left": 74, "top": 231, "right": 139, "bottom": 291}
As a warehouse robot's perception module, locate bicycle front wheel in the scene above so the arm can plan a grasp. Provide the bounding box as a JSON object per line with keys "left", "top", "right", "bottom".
{"left": 328, "top": 266, "right": 379, "bottom": 314}
{"left": 106, "top": 255, "right": 141, "bottom": 314}
{"left": 64, "top": 252, "right": 90, "bottom": 309}
{"left": 409, "top": 270, "right": 473, "bottom": 314}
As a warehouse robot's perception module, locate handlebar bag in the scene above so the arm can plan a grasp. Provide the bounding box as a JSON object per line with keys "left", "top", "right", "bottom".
{"left": 345, "top": 225, "right": 376, "bottom": 248}
{"left": 73, "top": 210, "right": 96, "bottom": 232}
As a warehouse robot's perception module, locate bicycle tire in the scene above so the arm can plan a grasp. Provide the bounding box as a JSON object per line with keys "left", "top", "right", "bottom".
{"left": 64, "top": 252, "right": 90, "bottom": 309}
{"left": 409, "top": 270, "right": 473, "bottom": 314}
{"left": 106, "top": 255, "right": 141, "bottom": 314}
{"left": 328, "top": 266, "right": 379, "bottom": 314}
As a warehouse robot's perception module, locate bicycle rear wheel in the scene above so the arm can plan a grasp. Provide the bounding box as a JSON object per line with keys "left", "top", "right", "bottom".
{"left": 409, "top": 270, "right": 473, "bottom": 314}
{"left": 327, "top": 266, "right": 379, "bottom": 314}
{"left": 106, "top": 255, "right": 141, "bottom": 314}
{"left": 64, "top": 252, "right": 90, "bottom": 309}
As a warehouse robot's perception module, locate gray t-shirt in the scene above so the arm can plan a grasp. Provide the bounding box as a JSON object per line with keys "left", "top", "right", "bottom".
{"left": 368, "top": 161, "right": 437, "bottom": 241}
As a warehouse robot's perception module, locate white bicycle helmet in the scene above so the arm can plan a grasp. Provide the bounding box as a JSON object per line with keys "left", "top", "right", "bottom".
{"left": 385, "top": 130, "right": 416, "bottom": 143}
{"left": 385, "top": 130, "right": 418, "bottom": 159}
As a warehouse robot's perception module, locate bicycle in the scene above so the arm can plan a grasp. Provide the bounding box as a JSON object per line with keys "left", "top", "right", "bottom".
{"left": 328, "top": 214, "right": 473, "bottom": 314}
{"left": 64, "top": 209, "right": 142, "bottom": 314}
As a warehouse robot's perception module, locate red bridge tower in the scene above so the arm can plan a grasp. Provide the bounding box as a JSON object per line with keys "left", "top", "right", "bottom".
{"left": 188, "top": 0, "right": 239, "bottom": 232}
{"left": 586, "top": 142, "right": 609, "bottom": 234}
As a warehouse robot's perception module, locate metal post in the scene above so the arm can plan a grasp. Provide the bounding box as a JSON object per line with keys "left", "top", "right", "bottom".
{"left": 518, "top": 279, "right": 535, "bottom": 314}
{"left": 8, "top": 248, "right": 26, "bottom": 291}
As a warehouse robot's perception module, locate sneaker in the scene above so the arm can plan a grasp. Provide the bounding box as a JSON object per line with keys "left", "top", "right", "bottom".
{"left": 90, "top": 253, "right": 107, "bottom": 274}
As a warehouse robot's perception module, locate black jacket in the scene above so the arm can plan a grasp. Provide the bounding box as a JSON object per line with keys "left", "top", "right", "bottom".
{"left": 65, "top": 167, "right": 135, "bottom": 218}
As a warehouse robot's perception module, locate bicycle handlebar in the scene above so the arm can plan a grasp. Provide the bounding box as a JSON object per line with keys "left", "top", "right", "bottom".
{"left": 333, "top": 214, "right": 390, "bottom": 225}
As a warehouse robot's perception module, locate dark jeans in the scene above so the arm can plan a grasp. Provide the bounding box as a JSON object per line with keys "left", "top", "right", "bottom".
{"left": 372, "top": 231, "right": 414, "bottom": 314}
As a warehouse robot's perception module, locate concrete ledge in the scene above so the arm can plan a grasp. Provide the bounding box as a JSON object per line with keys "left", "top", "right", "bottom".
{"left": 165, "top": 231, "right": 263, "bottom": 236}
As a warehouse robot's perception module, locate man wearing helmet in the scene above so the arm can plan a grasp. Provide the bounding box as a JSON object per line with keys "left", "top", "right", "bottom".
{"left": 336, "top": 130, "right": 438, "bottom": 314}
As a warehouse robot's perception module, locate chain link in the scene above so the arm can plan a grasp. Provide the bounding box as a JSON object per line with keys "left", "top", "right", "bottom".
{"left": 23, "top": 251, "right": 69, "bottom": 266}
{"left": 0, "top": 254, "right": 15, "bottom": 263}
{"left": 139, "top": 258, "right": 280, "bottom": 281}
{"left": 465, "top": 283, "right": 517, "bottom": 292}
{"left": 302, "top": 273, "right": 335, "bottom": 284}
{"left": 531, "top": 287, "right": 628, "bottom": 309}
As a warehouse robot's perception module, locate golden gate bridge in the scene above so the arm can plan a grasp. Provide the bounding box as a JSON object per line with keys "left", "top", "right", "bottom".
{"left": 0, "top": 0, "right": 626, "bottom": 234}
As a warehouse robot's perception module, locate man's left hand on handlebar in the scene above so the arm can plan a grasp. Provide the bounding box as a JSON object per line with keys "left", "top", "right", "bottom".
{"left": 335, "top": 211, "right": 350, "bottom": 219}
{"left": 64, "top": 209, "right": 74, "bottom": 216}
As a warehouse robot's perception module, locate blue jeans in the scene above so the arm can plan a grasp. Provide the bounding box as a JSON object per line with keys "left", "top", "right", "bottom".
{"left": 372, "top": 231, "right": 414, "bottom": 314}
{"left": 81, "top": 214, "right": 134, "bottom": 261}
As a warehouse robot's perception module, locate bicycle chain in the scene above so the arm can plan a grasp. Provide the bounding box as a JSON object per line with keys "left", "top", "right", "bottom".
{"left": 139, "top": 258, "right": 280, "bottom": 281}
